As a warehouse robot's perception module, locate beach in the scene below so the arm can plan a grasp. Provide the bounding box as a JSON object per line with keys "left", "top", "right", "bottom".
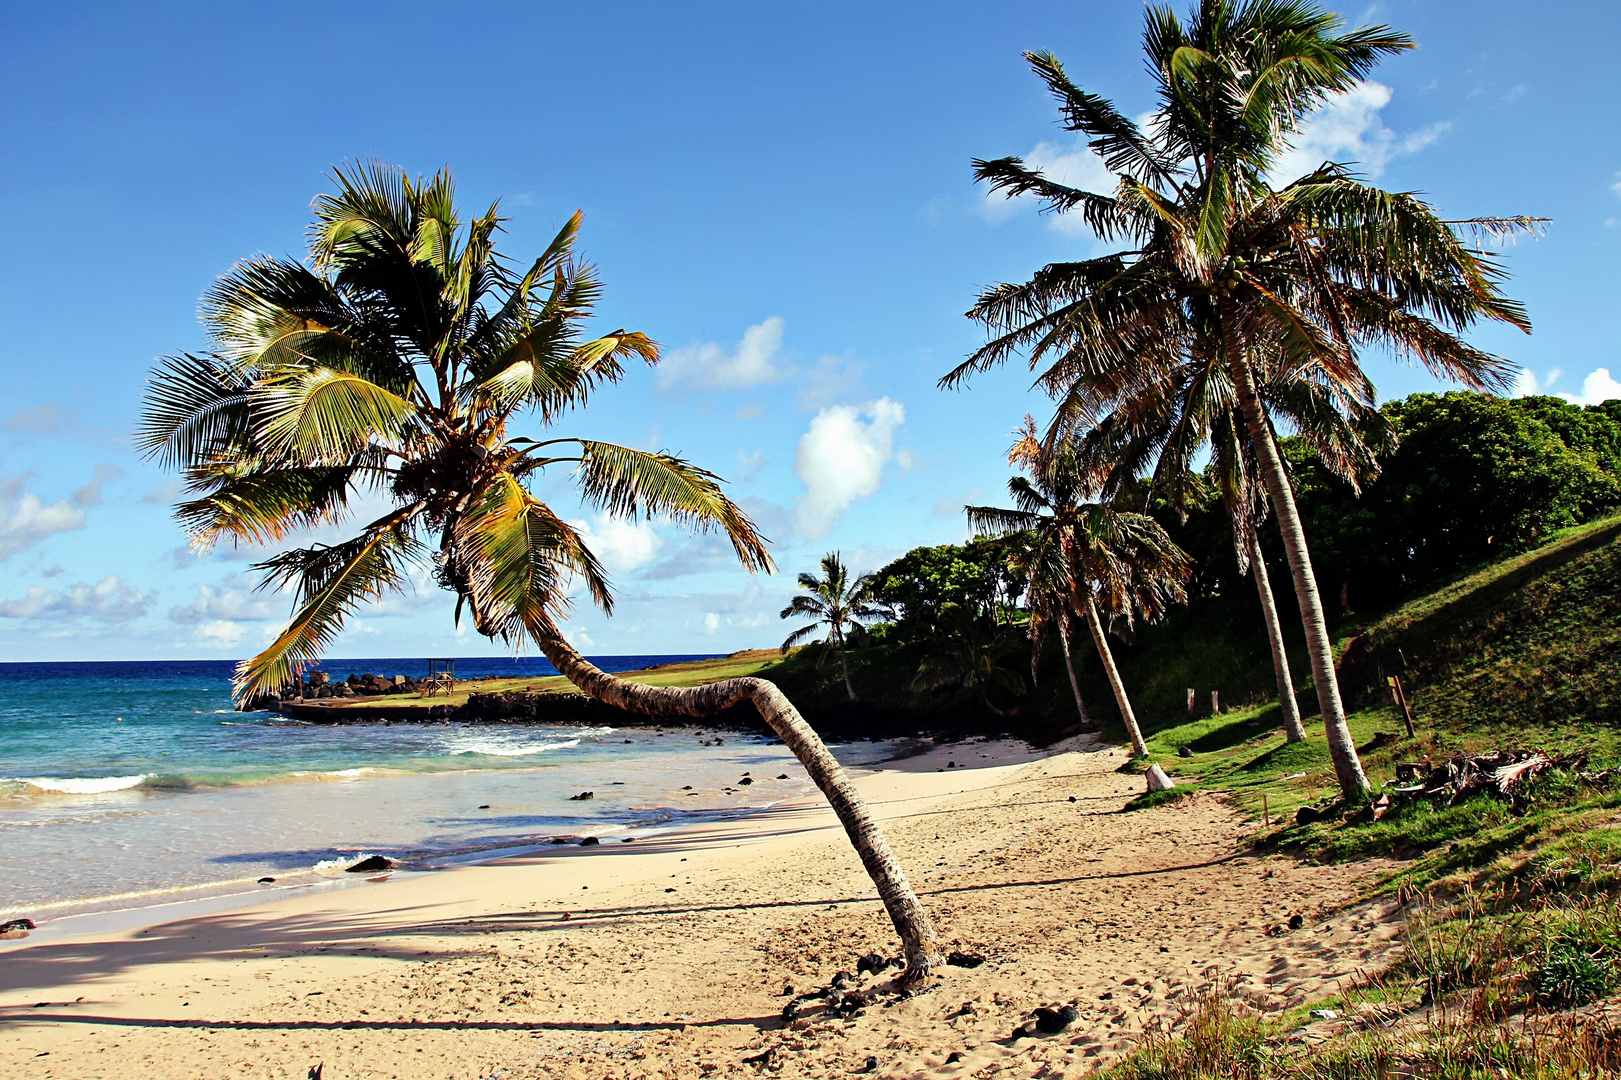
{"left": 0, "top": 736, "right": 1402, "bottom": 1079}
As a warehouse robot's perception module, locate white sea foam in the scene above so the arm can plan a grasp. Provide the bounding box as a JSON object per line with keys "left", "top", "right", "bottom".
{"left": 442, "top": 735, "right": 581, "bottom": 758}
{"left": 323, "top": 767, "right": 383, "bottom": 778}
{"left": 10, "top": 775, "right": 152, "bottom": 795}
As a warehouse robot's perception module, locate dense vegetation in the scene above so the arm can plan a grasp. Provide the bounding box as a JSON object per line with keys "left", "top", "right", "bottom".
{"left": 776, "top": 391, "right": 1621, "bottom": 747}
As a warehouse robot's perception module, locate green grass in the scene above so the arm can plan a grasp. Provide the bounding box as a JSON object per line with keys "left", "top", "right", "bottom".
{"left": 1133, "top": 515, "right": 1621, "bottom": 897}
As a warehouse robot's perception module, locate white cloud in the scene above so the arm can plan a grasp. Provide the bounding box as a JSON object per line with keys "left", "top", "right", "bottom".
{"left": 1512, "top": 367, "right": 1563, "bottom": 397}
{"left": 0, "top": 574, "right": 154, "bottom": 624}
{"left": 574, "top": 514, "right": 664, "bottom": 575}
{"left": 793, "top": 397, "right": 905, "bottom": 538}
{"left": 1271, "top": 81, "right": 1447, "bottom": 185}
{"left": 1557, "top": 368, "right": 1621, "bottom": 406}
{"left": 0, "top": 465, "right": 120, "bottom": 561}
{"left": 703, "top": 612, "right": 721, "bottom": 634}
{"left": 196, "top": 619, "right": 246, "bottom": 646}
{"left": 658, "top": 317, "right": 786, "bottom": 392}
{"left": 979, "top": 138, "right": 1114, "bottom": 236}
{"left": 169, "top": 584, "right": 277, "bottom": 624}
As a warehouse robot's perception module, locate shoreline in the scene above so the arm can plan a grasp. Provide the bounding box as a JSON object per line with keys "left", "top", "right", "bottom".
{"left": 0, "top": 737, "right": 1404, "bottom": 1080}
{"left": 0, "top": 732, "right": 991, "bottom": 936}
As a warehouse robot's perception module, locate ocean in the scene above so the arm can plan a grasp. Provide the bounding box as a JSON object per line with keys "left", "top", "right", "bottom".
{"left": 0, "top": 656, "right": 892, "bottom": 921}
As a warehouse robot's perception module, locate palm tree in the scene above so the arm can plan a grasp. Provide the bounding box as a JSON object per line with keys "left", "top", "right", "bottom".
{"left": 946, "top": 3, "right": 1534, "bottom": 799}
{"left": 135, "top": 163, "right": 938, "bottom": 980}
{"left": 911, "top": 603, "right": 1027, "bottom": 717}
{"left": 780, "top": 552, "right": 883, "bottom": 701}
{"left": 1073, "top": 363, "right": 1393, "bottom": 746}
{"left": 968, "top": 425, "right": 1190, "bottom": 757}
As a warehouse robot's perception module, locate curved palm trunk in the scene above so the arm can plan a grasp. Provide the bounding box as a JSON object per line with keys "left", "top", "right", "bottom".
{"left": 1228, "top": 357, "right": 1368, "bottom": 799}
{"left": 528, "top": 617, "right": 939, "bottom": 980}
{"left": 1082, "top": 595, "right": 1149, "bottom": 758}
{"left": 1245, "top": 533, "right": 1306, "bottom": 743}
{"left": 1056, "top": 618, "right": 1094, "bottom": 730}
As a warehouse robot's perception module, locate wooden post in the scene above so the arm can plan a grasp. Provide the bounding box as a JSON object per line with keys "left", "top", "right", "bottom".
{"left": 1262, "top": 793, "right": 1269, "bottom": 829}
{"left": 1211, "top": 690, "right": 1220, "bottom": 715}
{"left": 1388, "top": 676, "right": 1417, "bottom": 738}
{"left": 1187, "top": 688, "right": 1196, "bottom": 714}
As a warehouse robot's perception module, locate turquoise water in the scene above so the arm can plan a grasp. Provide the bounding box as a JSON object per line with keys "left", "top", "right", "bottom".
{"left": 0, "top": 658, "right": 886, "bottom": 918}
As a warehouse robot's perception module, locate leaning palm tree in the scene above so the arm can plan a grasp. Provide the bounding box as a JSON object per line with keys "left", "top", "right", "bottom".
{"left": 946, "top": 2, "right": 1534, "bottom": 799}
{"left": 780, "top": 552, "right": 883, "bottom": 701}
{"left": 135, "top": 162, "right": 938, "bottom": 980}
{"left": 969, "top": 426, "right": 1190, "bottom": 757}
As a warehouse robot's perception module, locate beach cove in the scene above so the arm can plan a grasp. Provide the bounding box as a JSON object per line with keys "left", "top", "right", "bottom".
{"left": 0, "top": 737, "right": 1401, "bottom": 1079}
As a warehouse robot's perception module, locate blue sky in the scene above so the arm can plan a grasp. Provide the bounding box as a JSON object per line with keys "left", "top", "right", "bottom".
{"left": 2, "top": 0, "right": 1617, "bottom": 662}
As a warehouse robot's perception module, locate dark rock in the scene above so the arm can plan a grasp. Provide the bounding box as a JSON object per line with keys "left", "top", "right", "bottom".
{"left": 0, "top": 918, "right": 37, "bottom": 933}
{"left": 1098, "top": 992, "right": 1112, "bottom": 1000}
{"left": 549, "top": 837, "right": 569, "bottom": 845}
{"left": 738, "top": 777, "right": 753, "bottom": 785}
{"left": 1296, "top": 805, "right": 1321, "bottom": 825}
{"left": 947, "top": 761, "right": 957, "bottom": 768}
{"left": 1033, "top": 1004, "right": 1078, "bottom": 1033}
{"left": 860, "top": 1056, "right": 879, "bottom": 1073}
{"left": 1009, "top": 1023, "right": 1031, "bottom": 1041}
{"left": 1178, "top": 745, "right": 1194, "bottom": 758}
{"left": 777, "top": 774, "right": 789, "bottom": 780}
{"left": 741, "top": 1048, "right": 779, "bottom": 1070}
{"left": 621, "top": 837, "right": 635, "bottom": 843}
{"left": 781, "top": 984, "right": 795, "bottom": 996}
{"left": 1068, "top": 796, "right": 1077, "bottom": 802}
{"left": 344, "top": 855, "right": 394, "bottom": 873}
{"left": 580, "top": 836, "right": 600, "bottom": 847}
{"left": 256, "top": 877, "right": 275, "bottom": 884}
{"left": 856, "top": 952, "right": 895, "bottom": 976}
{"left": 1289, "top": 913, "right": 1305, "bottom": 930}
{"left": 946, "top": 951, "right": 985, "bottom": 968}
{"left": 570, "top": 791, "right": 595, "bottom": 801}
{"left": 478, "top": 804, "right": 491, "bottom": 809}
{"left": 945, "top": 1051, "right": 964, "bottom": 1064}
{"left": 831, "top": 970, "right": 853, "bottom": 989}
{"left": 682, "top": 785, "right": 693, "bottom": 790}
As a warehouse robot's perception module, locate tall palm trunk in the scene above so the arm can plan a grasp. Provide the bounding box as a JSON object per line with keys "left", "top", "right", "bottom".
{"left": 836, "top": 635, "right": 857, "bottom": 702}
{"left": 1082, "top": 595, "right": 1149, "bottom": 758}
{"left": 1245, "top": 533, "right": 1306, "bottom": 743}
{"left": 528, "top": 617, "right": 939, "bottom": 980}
{"left": 1056, "top": 617, "right": 1094, "bottom": 730}
{"left": 1227, "top": 355, "right": 1368, "bottom": 799}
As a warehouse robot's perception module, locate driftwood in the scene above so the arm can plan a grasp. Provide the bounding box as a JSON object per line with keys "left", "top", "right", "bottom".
{"left": 1390, "top": 750, "right": 1596, "bottom": 806}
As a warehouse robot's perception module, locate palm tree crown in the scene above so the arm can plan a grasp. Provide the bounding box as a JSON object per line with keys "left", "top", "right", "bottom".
{"left": 780, "top": 552, "right": 883, "bottom": 701}
{"left": 946, "top": 0, "right": 1535, "bottom": 799}
{"left": 137, "top": 162, "right": 770, "bottom": 703}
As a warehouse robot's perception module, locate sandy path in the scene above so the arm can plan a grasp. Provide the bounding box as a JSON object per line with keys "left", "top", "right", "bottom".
{"left": 0, "top": 738, "right": 1403, "bottom": 1079}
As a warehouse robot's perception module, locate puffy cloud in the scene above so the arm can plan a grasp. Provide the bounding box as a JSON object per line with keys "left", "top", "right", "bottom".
{"left": 1270, "top": 81, "right": 1446, "bottom": 184}
{"left": 793, "top": 397, "right": 905, "bottom": 538}
{"left": 0, "top": 574, "right": 154, "bottom": 624}
{"left": 574, "top": 514, "right": 664, "bottom": 575}
{"left": 1557, "top": 368, "right": 1621, "bottom": 406}
{"left": 978, "top": 139, "right": 1113, "bottom": 236}
{"left": 195, "top": 619, "right": 246, "bottom": 646}
{"left": 169, "top": 584, "right": 277, "bottom": 624}
{"left": 658, "top": 317, "right": 786, "bottom": 392}
{"left": 1512, "top": 367, "right": 1564, "bottom": 397}
{"left": 0, "top": 465, "right": 121, "bottom": 561}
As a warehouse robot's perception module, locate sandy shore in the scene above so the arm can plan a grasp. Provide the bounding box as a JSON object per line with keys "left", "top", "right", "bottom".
{"left": 0, "top": 737, "right": 1403, "bottom": 1079}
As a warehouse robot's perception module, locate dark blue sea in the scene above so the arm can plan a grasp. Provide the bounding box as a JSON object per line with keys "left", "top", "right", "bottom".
{"left": 0, "top": 656, "right": 894, "bottom": 921}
